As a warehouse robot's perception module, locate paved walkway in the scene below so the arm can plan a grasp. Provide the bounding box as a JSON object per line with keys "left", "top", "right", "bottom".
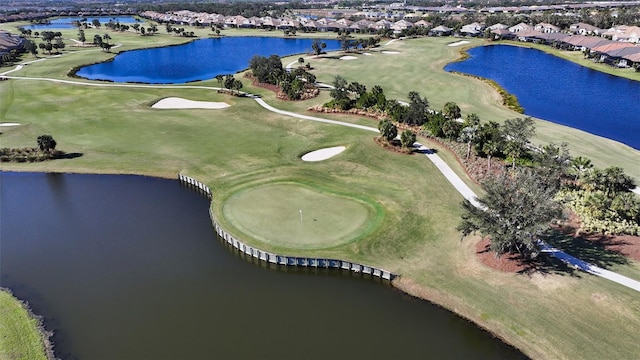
{"left": 3, "top": 57, "right": 639, "bottom": 292}
{"left": 251, "top": 98, "right": 640, "bottom": 293}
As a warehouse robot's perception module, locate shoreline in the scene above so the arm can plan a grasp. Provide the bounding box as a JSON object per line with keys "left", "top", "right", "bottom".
{"left": 0, "top": 169, "right": 525, "bottom": 358}
{"left": 2, "top": 31, "right": 639, "bottom": 359}
{"left": 443, "top": 40, "right": 640, "bottom": 152}
{"left": 0, "top": 288, "right": 54, "bottom": 360}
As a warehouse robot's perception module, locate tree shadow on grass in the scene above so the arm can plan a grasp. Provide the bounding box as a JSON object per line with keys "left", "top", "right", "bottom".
{"left": 542, "top": 229, "right": 630, "bottom": 272}
{"left": 54, "top": 152, "right": 83, "bottom": 159}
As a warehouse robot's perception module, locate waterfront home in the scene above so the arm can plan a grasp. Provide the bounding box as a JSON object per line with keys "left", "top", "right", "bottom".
{"left": 460, "top": 22, "right": 484, "bottom": 36}
{"left": 602, "top": 25, "right": 640, "bottom": 43}
{"left": 490, "top": 28, "right": 516, "bottom": 40}
{"left": 590, "top": 42, "right": 640, "bottom": 66}
{"left": 558, "top": 35, "right": 613, "bottom": 51}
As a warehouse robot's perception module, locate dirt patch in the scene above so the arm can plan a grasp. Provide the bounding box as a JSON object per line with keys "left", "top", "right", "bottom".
{"left": 554, "top": 213, "right": 640, "bottom": 262}
{"left": 475, "top": 238, "right": 545, "bottom": 273}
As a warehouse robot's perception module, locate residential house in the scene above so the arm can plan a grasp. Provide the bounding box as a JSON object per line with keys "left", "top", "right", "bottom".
{"left": 508, "top": 22, "right": 533, "bottom": 33}
{"left": 429, "top": 25, "right": 453, "bottom": 36}
{"left": 534, "top": 22, "right": 560, "bottom": 33}
{"left": 487, "top": 23, "right": 508, "bottom": 31}
{"left": 414, "top": 20, "right": 431, "bottom": 28}
{"left": 569, "top": 22, "right": 601, "bottom": 35}
{"left": 460, "top": 22, "right": 484, "bottom": 37}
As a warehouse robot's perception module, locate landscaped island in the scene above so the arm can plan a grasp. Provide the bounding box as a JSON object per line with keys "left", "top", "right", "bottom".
{"left": 1, "top": 18, "right": 639, "bottom": 360}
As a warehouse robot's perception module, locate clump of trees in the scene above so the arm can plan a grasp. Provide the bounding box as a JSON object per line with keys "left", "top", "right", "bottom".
{"left": 248, "top": 54, "right": 317, "bottom": 100}
{"left": 0, "top": 135, "right": 61, "bottom": 162}
{"left": 458, "top": 169, "right": 564, "bottom": 259}
{"left": 557, "top": 166, "right": 640, "bottom": 235}
{"left": 36, "top": 31, "right": 65, "bottom": 55}
{"left": 215, "top": 74, "right": 243, "bottom": 95}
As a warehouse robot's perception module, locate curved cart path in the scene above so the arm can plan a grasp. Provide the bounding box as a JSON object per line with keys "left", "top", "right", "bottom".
{"left": 252, "top": 98, "right": 640, "bottom": 293}
{"left": 2, "top": 65, "right": 638, "bottom": 292}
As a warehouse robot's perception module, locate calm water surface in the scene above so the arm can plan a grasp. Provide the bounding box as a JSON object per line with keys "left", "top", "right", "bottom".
{"left": 25, "top": 17, "right": 139, "bottom": 30}
{"left": 76, "top": 37, "right": 341, "bottom": 84}
{"left": 0, "top": 172, "right": 525, "bottom": 359}
{"left": 445, "top": 45, "right": 640, "bottom": 149}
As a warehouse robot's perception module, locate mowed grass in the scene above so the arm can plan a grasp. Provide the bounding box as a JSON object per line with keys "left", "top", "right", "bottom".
{"left": 284, "top": 37, "right": 640, "bottom": 181}
{"left": 0, "top": 290, "right": 48, "bottom": 360}
{"left": 223, "top": 182, "right": 381, "bottom": 249}
{"left": 1, "top": 28, "right": 640, "bottom": 360}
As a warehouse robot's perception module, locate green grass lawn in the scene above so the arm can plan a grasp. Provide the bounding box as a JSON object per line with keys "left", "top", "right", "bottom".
{"left": 1, "top": 27, "right": 640, "bottom": 360}
{"left": 286, "top": 37, "right": 640, "bottom": 181}
{"left": 0, "top": 290, "right": 48, "bottom": 360}
{"left": 222, "top": 182, "right": 381, "bottom": 249}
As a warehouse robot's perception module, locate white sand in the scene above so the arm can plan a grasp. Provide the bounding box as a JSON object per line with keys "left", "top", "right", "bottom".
{"left": 362, "top": 53, "right": 372, "bottom": 56}
{"left": 301, "top": 146, "right": 346, "bottom": 162}
{"left": 448, "top": 40, "right": 470, "bottom": 47}
{"left": 0, "top": 123, "right": 20, "bottom": 127}
{"left": 381, "top": 51, "right": 400, "bottom": 54}
{"left": 152, "top": 97, "right": 230, "bottom": 109}
{"left": 340, "top": 56, "right": 358, "bottom": 60}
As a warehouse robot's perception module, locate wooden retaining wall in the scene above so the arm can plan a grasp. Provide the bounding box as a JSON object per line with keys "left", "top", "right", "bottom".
{"left": 178, "top": 174, "right": 396, "bottom": 281}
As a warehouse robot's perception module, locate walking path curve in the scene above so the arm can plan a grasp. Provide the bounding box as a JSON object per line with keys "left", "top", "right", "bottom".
{"left": 251, "top": 98, "right": 640, "bottom": 293}
{"left": 2, "top": 60, "right": 638, "bottom": 292}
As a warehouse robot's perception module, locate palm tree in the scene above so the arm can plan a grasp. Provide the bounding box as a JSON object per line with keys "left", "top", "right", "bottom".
{"left": 37, "top": 135, "right": 57, "bottom": 154}
{"left": 459, "top": 126, "right": 478, "bottom": 159}
{"left": 483, "top": 140, "right": 499, "bottom": 172}
{"left": 570, "top": 156, "right": 593, "bottom": 181}
{"left": 103, "top": 33, "right": 111, "bottom": 44}
{"left": 215, "top": 75, "right": 224, "bottom": 88}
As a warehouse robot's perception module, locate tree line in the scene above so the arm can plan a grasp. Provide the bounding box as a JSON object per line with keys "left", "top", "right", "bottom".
{"left": 321, "top": 75, "right": 639, "bottom": 259}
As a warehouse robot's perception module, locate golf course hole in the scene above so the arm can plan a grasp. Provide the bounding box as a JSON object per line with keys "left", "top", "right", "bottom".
{"left": 223, "top": 183, "right": 380, "bottom": 249}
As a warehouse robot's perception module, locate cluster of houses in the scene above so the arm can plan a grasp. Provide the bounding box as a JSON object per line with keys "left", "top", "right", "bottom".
{"left": 140, "top": 10, "right": 437, "bottom": 34}
{"left": 0, "top": 31, "right": 24, "bottom": 56}
{"left": 487, "top": 22, "right": 640, "bottom": 68}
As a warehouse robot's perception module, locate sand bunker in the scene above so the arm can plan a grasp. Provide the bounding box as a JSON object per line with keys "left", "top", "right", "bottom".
{"left": 448, "top": 40, "right": 470, "bottom": 47}
{"left": 381, "top": 51, "right": 400, "bottom": 54}
{"left": 362, "top": 53, "right": 372, "bottom": 56}
{"left": 301, "top": 146, "right": 346, "bottom": 162}
{"left": 0, "top": 123, "right": 20, "bottom": 127}
{"left": 152, "top": 97, "right": 230, "bottom": 109}
{"left": 340, "top": 56, "right": 358, "bottom": 60}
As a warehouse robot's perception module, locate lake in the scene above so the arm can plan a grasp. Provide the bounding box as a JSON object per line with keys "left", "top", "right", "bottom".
{"left": 25, "top": 16, "right": 139, "bottom": 30}
{"left": 75, "top": 37, "right": 342, "bottom": 84}
{"left": 445, "top": 44, "right": 640, "bottom": 150}
{"left": 0, "top": 172, "right": 525, "bottom": 359}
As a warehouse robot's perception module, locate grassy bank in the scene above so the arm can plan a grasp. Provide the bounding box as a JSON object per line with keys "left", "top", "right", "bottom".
{"left": 292, "top": 37, "right": 640, "bottom": 181}
{"left": 1, "top": 27, "right": 640, "bottom": 360}
{"left": 0, "top": 289, "right": 50, "bottom": 360}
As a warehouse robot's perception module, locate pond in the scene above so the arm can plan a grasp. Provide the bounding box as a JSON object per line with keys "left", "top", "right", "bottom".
{"left": 0, "top": 172, "right": 525, "bottom": 359}
{"left": 445, "top": 44, "right": 640, "bottom": 150}
{"left": 25, "top": 16, "right": 139, "bottom": 30}
{"left": 75, "top": 37, "right": 342, "bottom": 84}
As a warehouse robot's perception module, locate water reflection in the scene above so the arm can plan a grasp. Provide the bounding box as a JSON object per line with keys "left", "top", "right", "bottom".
{"left": 0, "top": 172, "right": 525, "bottom": 359}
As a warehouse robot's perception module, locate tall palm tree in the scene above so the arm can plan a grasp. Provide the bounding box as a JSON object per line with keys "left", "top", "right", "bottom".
{"left": 570, "top": 156, "right": 592, "bottom": 181}
{"left": 483, "top": 140, "right": 499, "bottom": 172}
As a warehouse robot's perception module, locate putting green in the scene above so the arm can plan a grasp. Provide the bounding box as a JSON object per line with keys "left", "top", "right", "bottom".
{"left": 222, "top": 183, "right": 379, "bottom": 249}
